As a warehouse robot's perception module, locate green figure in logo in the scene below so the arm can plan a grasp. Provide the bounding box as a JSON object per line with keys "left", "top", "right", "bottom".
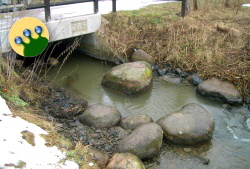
{"left": 14, "top": 26, "right": 48, "bottom": 57}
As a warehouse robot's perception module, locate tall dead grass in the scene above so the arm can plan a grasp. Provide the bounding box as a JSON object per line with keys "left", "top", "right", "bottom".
{"left": 101, "top": 1, "right": 250, "bottom": 98}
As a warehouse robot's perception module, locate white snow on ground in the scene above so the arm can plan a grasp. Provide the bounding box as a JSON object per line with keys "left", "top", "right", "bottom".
{"left": 242, "top": 4, "right": 250, "bottom": 7}
{"left": 50, "top": 0, "right": 176, "bottom": 18}
{"left": 0, "top": 96, "right": 79, "bottom": 169}
{"left": 0, "top": 96, "right": 13, "bottom": 115}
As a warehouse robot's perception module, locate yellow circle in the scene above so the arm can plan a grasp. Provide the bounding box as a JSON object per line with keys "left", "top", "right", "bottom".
{"left": 9, "top": 17, "right": 49, "bottom": 56}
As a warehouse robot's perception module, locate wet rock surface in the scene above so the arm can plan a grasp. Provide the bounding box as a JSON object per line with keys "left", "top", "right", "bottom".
{"left": 120, "top": 114, "right": 153, "bottom": 130}
{"left": 196, "top": 78, "right": 243, "bottom": 105}
{"left": 79, "top": 104, "right": 122, "bottom": 128}
{"left": 143, "top": 142, "right": 212, "bottom": 169}
{"left": 157, "top": 103, "right": 215, "bottom": 145}
{"left": 107, "top": 153, "right": 145, "bottom": 169}
{"left": 101, "top": 61, "right": 153, "bottom": 96}
{"left": 187, "top": 73, "right": 203, "bottom": 86}
{"left": 55, "top": 118, "right": 125, "bottom": 155}
{"left": 39, "top": 86, "right": 88, "bottom": 119}
{"left": 162, "top": 74, "right": 182, "bottom": 84}
{"left": 118, "top": 123, "right": 163, "bottom": 159}
{"left": 157, "top": 68, "right": 167, "bottom": 76}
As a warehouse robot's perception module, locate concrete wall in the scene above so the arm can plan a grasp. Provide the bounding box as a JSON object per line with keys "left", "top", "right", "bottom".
{"left": 74, "top": 33, "right": 125, "bottom": 65}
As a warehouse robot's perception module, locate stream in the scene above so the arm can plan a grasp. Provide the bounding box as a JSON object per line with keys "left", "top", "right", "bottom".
{"left": 46, "top": 53, "right": 250, "bottom": 169}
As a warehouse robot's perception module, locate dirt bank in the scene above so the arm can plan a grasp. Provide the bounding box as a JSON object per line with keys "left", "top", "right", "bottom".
{"left": 100, "top": 1, "right": 250, "bottom": 98}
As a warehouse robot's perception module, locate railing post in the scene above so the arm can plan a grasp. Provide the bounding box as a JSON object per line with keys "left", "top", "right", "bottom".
{"left": 112, "top": 0, "right": 116, "bottom": 12}
{"left": 44, "top": 0, "right": 51, "bottom": 22}
{"left": 181, "top": 0, "right": 190, "bottom": 17}
{"left": 94, "top": 0, "right": 98, "bottom": 13}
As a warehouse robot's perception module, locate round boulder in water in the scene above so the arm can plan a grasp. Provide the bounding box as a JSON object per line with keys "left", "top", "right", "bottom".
{"left": 157, "top": 103, "right": 215, "bottom": 145}
{"left": 196, "top": 78, "right": 242, "bottom": 105}
{"left": 120, "top": 114, "right": 153, "bottom": 130}
{"left": 101, "top": 61, "right": 152, "bottom": 96}
{"left": 106, "top": 153, "right": 145, "bottom": 169}
{"left": 117, "top": 123, "right": 163, "bottom": 159}
{"left": 79, "top": 104, "right": 122, "bottom": 128}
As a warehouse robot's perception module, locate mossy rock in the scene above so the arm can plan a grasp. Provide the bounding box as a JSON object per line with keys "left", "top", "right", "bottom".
{"left": 101, "top": 61, "right": 153, "bottom": 96}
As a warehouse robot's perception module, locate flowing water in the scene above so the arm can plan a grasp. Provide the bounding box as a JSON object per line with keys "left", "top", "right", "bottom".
{"left": 46, "top": 53, "right": 250, "bottom": 168}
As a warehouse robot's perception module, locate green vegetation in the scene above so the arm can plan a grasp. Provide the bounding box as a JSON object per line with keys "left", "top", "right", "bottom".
{"left": 102, "top": 1, "right": 250, "bottom": 98}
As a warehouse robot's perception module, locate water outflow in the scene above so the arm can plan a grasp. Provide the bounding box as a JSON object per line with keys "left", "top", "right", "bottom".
{"left": 47, "top": 53, "right": 250, "bottom": 169}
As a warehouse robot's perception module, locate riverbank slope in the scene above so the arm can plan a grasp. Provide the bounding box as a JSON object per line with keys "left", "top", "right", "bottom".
{"left": 101, "top": 1, "right": 250, "bottom": 98}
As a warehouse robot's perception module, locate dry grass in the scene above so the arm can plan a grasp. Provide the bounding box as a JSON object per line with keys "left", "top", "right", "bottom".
{"left": 101, "top": 1, "right": 250, "bottom": 98}
{"left": 0, "top": 54, "right": 95, "bottom": 168}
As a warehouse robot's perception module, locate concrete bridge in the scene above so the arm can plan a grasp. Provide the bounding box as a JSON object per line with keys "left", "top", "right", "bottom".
{"left": 0, "top": 0, "right": 104, "bottom": 53}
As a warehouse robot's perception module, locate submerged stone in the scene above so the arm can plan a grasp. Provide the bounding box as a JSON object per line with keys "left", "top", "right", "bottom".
{"left": 101, "top": 61, "right": 152, "bottom": 96}
{"left": 162, "top": 74, "right": 181, "bottom": 84}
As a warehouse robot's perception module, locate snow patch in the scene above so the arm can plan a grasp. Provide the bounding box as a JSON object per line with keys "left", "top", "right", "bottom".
{"left": 0, "top": 96, "right": 13, "bottom": 115}
{"left": 0, "top": 96, "right": 79, "bottom": 169}
{"left": 242, "top": 4, "right": 250, "bottom": 7}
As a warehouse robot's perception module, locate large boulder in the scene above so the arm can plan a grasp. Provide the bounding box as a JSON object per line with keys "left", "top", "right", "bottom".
{"left": 120, "top": 115, "right": 153, "bottom": 130}
{"left": 106, "top": 153, "right": 145, "bottom": 169}
{"left": 101, "top": 61, "right": 153, "bottom": 96}
{"left": 117, "top": 123, "right": 163, "bottom": 159}
{"left": 131, "top": 49, "right": 155, "bottom": 65}
{"left": 157, "top": 103, "right": 215, "bottom": 145}
{"left": 79, "top": 104, "right": 122, "bottom": 128}
{"left": 196, "top": 78, "right": 242, "bottom": 105}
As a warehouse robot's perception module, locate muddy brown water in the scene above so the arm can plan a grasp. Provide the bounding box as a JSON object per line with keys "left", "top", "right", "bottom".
{"left": 46, "top": 53, "right": 250, "bottom": 169}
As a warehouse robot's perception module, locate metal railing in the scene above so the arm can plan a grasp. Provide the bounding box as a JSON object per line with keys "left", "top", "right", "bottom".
{"left": 0, "top": 0, "right": 100, "bottom": 22}
{"left": 0, "top": 0, "right": 118, "bottom": 22}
